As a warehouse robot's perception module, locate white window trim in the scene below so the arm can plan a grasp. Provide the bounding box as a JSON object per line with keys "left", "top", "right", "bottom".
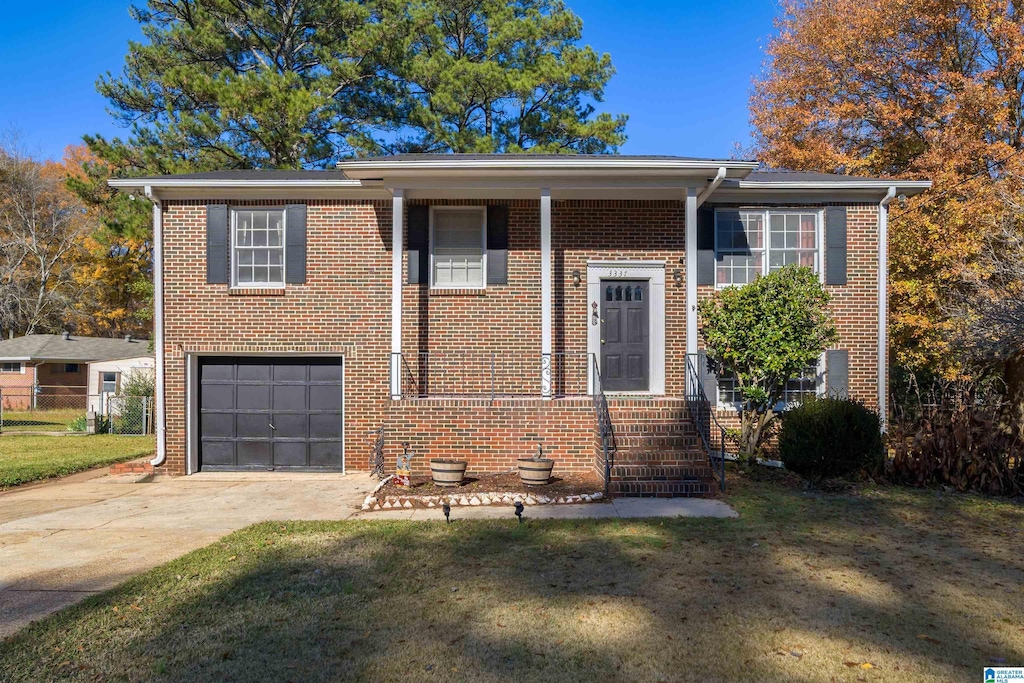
{"left": 716, "top": 351, "right": 828, "bottom": 411}
{"left": 101, "top": 371, "right": 119, "bottom": 394}
{"left": 428, "top": 205, "right": 488, "bottom": 290}
{"left": 230, "top": 207, "right": 287, "bottom": 289}
{"left": 586, "top": 261, "right": 666, "bottom": 396}
{"left": 713, "top": 208, "right": 825, "bottom": 289}
{"left": 0, "top": 362, "right": 24, "bottom": 374}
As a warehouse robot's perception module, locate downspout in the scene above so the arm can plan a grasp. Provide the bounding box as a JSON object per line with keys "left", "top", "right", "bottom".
{"left": 144, "top": 186, "right": 166, "bottom": 467}
{"left": 878, "top": 186, "right": 897, "bottom": 432}
{"left": 696, "top": 166, "right": 727, "bottom": 208}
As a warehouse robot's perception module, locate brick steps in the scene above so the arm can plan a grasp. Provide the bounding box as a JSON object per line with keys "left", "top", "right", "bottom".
{"left": 109, "top": 460, "right": 154, "bottom": 475}
{"left": 603, "top": 401, "right": 716, "bottom": 499}
{"left": 609, "top": 479, "right": 713, "bottom": 498}
{"left": 610, "top": 464, "right": 714, "bottom": 481}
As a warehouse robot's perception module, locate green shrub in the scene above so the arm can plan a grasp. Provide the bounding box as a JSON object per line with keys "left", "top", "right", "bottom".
{"left": 67, "top": 413, "right": 111, "bottom": 433}
{"left": 778, "top": 396, "right": 884, "bottom": 479}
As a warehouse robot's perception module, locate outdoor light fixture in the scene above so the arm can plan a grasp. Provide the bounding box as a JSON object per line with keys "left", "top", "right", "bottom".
{"left": 443, "top": 503, "right": 451, "bottom": 524}
{"left": 514, "top": 500, "right": 524, "bottom": 523}
{"left": 571, "top": 270, "right": 581, "bottom": 286}
{"left": 897, "top": 194, "right": 908, "bottom": 209}
{"left": 673, "top": 269, "right": 683, "bottom": 286}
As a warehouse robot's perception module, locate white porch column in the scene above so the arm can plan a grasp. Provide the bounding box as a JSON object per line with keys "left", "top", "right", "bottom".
{"left": 685, "top": 186, "right": 699, "bottom": 360}
{"left": 390, "top": 189, "right": 404, "bottom": 400}
{"left": 541, "top": 188, "right": 553, "bottom": 398}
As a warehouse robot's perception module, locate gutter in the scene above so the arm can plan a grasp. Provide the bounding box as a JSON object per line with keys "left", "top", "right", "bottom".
{"left": 144, "top": 186, "right": 167, "bottom": 467}
{"left": 878, "top": 186, "right": 897, "bottom": 432}
{"left": 696, "top": 167, "right": 727, "bottom": 207}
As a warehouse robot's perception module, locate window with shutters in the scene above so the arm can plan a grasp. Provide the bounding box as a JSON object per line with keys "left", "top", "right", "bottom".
{"left": 232, "top": 209, "right": 286, "bottom": 287}
{"left": 430, "top": 207, "right": 486, "bottom": 289}
{"left": 717, "top": 365, "right": 822, "bottom": 409}
{"left": 714, "top": 209, "right": 822, "bottom": 288}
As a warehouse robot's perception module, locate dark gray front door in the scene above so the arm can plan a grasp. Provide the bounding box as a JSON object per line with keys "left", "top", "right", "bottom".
{"left": 600, "top": 280, "right": 649, "bottom": 391}
{"left": 199, "top": 356, "right": 344, "bottom": 471}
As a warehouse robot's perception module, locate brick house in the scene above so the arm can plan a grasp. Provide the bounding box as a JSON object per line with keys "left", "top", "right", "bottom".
{"left": 0, "top": 333, "right": 152, "bottom": 410}
{"left": 110, "top": 156, "right": 929, "bottom": 496}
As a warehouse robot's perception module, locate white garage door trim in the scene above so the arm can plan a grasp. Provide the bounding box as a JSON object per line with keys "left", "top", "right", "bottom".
{"left": 186, "top": 352, "right": 346, "bottom": 475}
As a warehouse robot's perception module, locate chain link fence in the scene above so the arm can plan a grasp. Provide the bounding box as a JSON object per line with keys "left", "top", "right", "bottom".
{"left": 102, "top": 395, "right": 155, "bottom": 435}
{"left": 0, "top": 386, "right": 154, "bottom": 434}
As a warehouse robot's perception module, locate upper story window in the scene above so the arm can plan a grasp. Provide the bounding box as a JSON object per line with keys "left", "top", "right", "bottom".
{"left": 233, "top": 209, "right": 285, "bottom": 288}
{"left": 715, "top": 209, "right": 821, "bottom": 288}
{"left": 431, "top": 207, "right": 486, "bottom": 289}
{"left": 0, "top": 362, "right": 22, "bottom": 373}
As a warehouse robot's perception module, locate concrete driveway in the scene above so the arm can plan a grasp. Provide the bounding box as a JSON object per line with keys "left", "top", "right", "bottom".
{"left": 0, "top": 471, "right": 374, "bottom": 639}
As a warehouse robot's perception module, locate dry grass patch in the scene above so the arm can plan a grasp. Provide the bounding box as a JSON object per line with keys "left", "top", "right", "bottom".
{"left": 0, "top": 472, "right": 1021, "bottom": 681}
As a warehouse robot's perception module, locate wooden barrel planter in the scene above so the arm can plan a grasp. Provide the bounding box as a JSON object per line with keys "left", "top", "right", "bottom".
{"left": 517, "top": 458, "right": 555, "bottom": 486}
{"left": 430, "top": 459, "right": 468, "bottom": 487}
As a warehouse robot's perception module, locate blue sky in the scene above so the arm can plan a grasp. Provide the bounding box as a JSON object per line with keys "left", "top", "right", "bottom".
{"left": 0, "top": 1, "right": 778, "bottom": 162}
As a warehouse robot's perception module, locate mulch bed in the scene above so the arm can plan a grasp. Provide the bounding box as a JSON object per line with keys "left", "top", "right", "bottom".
{"left": 378, "top": 471, "right": 604, "bottom": 500}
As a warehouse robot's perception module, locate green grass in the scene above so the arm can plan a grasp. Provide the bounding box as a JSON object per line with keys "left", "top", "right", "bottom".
{"left": 0, "top": 434, "right": 154, "bottom": 488}
{"left": 0, "top": 408, "right": 83, "bottom": 432}
{"left": 1, "top": 472, "right": 1022, "bottom": 682}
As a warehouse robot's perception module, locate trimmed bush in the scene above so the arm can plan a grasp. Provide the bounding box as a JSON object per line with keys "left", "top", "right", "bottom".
{"left": 779, "top": 397, "right": 884, "bottom": 479}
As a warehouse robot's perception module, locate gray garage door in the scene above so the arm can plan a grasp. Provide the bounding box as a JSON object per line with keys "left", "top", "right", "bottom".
{"left": 199, "top": 356, "right": 344, "bottom": 471}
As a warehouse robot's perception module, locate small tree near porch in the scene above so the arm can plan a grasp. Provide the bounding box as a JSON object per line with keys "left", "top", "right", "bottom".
{"left": 699, "top": 265, "right": 838, "bottom": 462}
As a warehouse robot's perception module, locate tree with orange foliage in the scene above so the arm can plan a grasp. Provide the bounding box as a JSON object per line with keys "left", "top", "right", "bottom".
{"left": 751, "top": 0, "right": 1024, "bottom": 382}
{"left": 0, "top": 139, "right": 92, "bottom": 335}
{"left": 63, "top": 145, "right": 153, "bottom": 339}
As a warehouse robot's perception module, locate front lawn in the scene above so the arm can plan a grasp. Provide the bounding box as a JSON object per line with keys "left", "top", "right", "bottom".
{"left": 0, "top": 435, "right": 154, "bottom": 488}
{"left": 0, "top": 408, "right": 82, "bottom": 432}
{"left": 1, "top": 474, "right": 1022, "bottom": 682}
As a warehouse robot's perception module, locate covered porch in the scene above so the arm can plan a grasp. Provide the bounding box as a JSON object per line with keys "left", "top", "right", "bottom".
{"left": 339, "top": 155, "right": 759, "bottom": 402}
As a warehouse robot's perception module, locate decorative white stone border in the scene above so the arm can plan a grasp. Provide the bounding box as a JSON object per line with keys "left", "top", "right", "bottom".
{"left": 360, "top": 490, "right": 604, "bottom": 512}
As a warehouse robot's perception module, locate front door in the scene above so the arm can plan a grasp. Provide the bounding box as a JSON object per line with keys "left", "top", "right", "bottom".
{"left": 600, "top": 280, "right": 649, "bottom": 391}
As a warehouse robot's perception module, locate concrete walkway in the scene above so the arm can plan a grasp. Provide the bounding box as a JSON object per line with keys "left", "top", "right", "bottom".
{"left": 0, "top": 471, "right": 737, "bottom": 639}
{"left": 354, "top": 497, "right": 738, "bottom": 521}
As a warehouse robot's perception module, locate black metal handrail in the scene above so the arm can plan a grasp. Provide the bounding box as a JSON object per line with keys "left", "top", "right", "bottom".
{"left": 685, "top": 353, "right": 726, "bottom": 492}
{"left": 591, "top": 353, "right": 616, "bottom": 496}
{"left": 392, "top": 351, "right": 592, "bottom": 399}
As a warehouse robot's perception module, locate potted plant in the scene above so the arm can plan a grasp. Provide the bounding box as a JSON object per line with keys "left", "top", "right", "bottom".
{"left": 430, "top": 458, "right": 468, "bottom": 487}
{"left": 517, "top": 444, "right": 555, "bottom": 486}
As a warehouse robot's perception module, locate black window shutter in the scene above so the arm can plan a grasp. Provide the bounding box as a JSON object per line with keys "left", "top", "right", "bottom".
{"left": 825, "top": 206, "right": 848, "bottom": 285}
{"left": 407, "top": 205, "right": 430, "bottom": 285}
{"left": 285, "top": 204, "right": 307, "bottom": 284}
{"left": 698, "top": 350, "right": 719, "bottom": 401}
{"left": 486, "top": 205, "right": 509, "bottom": 285}
{"left": 696, "top": 207, "right": 716, "bottom": 286}
{"left": 206, "top": 204, "right": 229, "bottom": 284}
{"left": 827, "top": 349, "right": 849, "bottom": 397}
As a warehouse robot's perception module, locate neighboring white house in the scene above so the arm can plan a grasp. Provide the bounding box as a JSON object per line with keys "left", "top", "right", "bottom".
{"left": 86, "top": 355, "right": 156, "bottom": 414}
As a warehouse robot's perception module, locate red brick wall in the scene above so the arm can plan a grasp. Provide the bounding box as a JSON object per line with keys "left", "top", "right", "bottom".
{"left": 0, "top": 363, "right": 35, "bottom": 410}
{"left": 159, "top": 198, "right": 881, "bottom": 475}
{"left": 699, "top": 203, "right": 882, "bottom": 425}
{"left": 386, "top": 398, "right": 595, "bottom": 475}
